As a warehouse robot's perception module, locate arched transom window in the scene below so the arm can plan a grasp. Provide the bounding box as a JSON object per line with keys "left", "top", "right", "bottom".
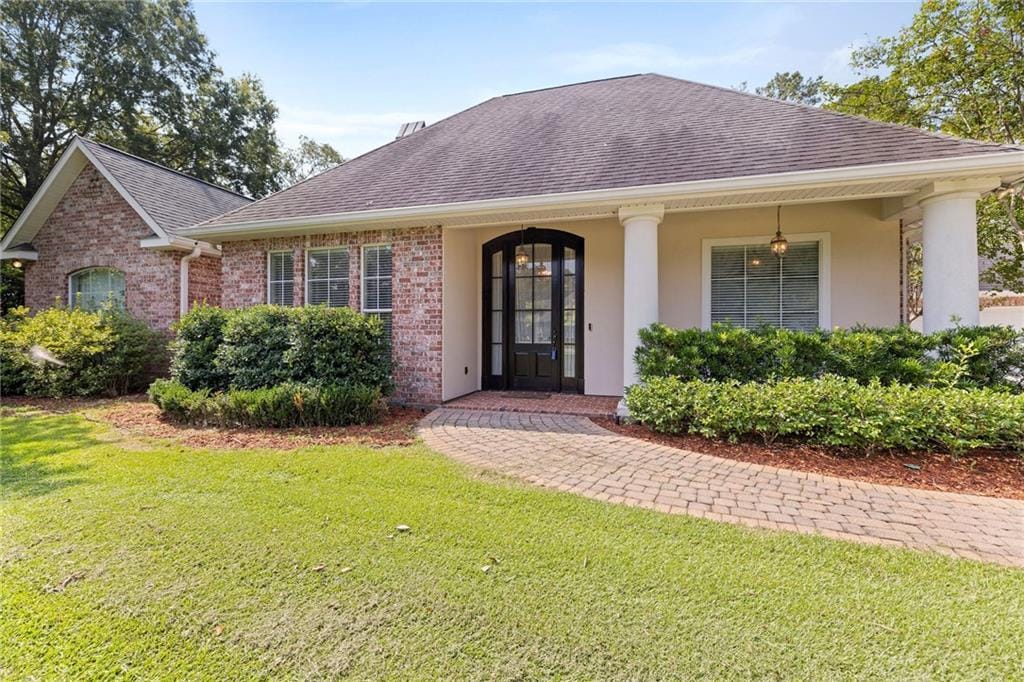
{"left": 69, "top": 268, "right": 126, "bottom": 311}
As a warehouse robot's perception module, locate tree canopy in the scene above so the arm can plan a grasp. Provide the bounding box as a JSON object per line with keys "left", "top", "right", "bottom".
{"left": 0, "top": 0, "right": 289, "bottom": 230}
{"left": 757, "top": 0, "right": 1024, "bottom": 292}
{"left": 0, "top": 0, "right": 342, "bottom": 310}
{"left": 281, "top": 135, "right": 345, "bottom": 188}
{"left": 754, "top": 71, "right": 825, "bottom": 106}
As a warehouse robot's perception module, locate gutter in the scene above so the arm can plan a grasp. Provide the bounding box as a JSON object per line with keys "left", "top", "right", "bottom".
{"left": 179, "top": 243, "right": 203, "bottom": 317}
{"left": 181, "top": 151, "right": 1024, "bottom": 240}
{"left": 141, "top": 234, "right": 222, "bottom": 257}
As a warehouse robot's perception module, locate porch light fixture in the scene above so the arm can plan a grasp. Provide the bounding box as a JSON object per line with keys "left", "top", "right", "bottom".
{"left": 11, "top": 260, "right": 22, "bottom": 269}
{"left": 770, "top": 205, "right": 789, "bottom": 257}
{"left": 515, "top": 226, "right": 530, "bottom": 268}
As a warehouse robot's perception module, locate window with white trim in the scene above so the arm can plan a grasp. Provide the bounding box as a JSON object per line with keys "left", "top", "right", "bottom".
{"left": 306, "top": 247, "right": 349, "bottom": 307}
{"left": 361, "top": 244, "right": 392, "bottom": 339}
{"left": 708, "top": 239, "right": 822, "bottom": 331}
{"left": 267, "top": 251, "right": 294, "bottom": 306}
{"left": 69, "top": 267, "right": 125, "bottom": 311}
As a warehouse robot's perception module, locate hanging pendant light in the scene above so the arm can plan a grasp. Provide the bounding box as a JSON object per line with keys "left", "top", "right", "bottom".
{"left": 515, "top": 225, "right": 530, "bottom": 268}
{"left": 770, "top": 205, "right": 789, "bottom": 257}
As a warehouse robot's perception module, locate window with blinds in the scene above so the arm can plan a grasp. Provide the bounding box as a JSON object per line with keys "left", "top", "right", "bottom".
{"left": 267, "top": 251, "right": 294, "bottom": 306}
{"left": 709, "top": 240, "right": 820, "bottom": 331}
{"left": 362, "top": 244, "right": 393, "bottom": 338}
{"left": 306, "top": 247, "right": 349, "bottom": 307}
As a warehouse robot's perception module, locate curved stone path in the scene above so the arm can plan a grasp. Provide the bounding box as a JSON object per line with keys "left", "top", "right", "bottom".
{"left": 418, "top": 408, "right": 1024, "bottom": 567}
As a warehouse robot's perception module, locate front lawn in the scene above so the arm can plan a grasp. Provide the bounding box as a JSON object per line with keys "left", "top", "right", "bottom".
{"left": 2, "top": 408, "right": 1023, "bottom": 679}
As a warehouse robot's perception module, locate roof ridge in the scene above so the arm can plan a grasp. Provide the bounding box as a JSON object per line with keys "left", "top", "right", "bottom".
{"left": 646, "top": 73, "right": 1024, "bottom": 153}
{"left": 77, "top": 136, "right": 255, "bottom": 201}
{"left": 496, "top": 73, "right": 646, "bottom": 99}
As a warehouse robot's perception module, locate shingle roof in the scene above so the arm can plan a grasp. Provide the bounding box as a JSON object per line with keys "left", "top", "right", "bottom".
{"left": 198, "top": 74, "right": 1020, "bottom": 228}
{"left": 79, "top": 138, "right": 252, "bottom": 234}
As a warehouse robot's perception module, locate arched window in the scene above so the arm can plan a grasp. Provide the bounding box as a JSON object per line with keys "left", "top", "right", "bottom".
{"left": 69, "top": 268, "right": 126, "bottom": 311}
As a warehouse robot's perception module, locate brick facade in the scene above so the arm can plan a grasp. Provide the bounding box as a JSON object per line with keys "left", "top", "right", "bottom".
{"left": 187, "top": 251, "right": 222, "bottom": 308}
{"left": 220, "top": 225, "right": 443, "bottom": 405}
{"left": 24, "top": 163, "right": 221, "bottom": 330}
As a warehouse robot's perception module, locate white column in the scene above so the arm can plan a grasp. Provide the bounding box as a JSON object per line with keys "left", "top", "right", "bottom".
{"left": 921, "top": 192, "right": 980, "bottom": 332}
{"left": 619, "top": 205, "right": 664, "bottom": 406}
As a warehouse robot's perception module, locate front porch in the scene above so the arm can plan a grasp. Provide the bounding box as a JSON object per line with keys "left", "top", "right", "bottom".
{"left": 439, "top": 186, "right": 996, "bottom": 404}
{"left": 443, "top": 390, "right": 620, "bottom": 418}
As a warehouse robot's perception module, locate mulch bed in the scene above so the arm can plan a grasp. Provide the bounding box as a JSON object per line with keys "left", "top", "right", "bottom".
{"left": 594, "top": 418, "right": 1024, "bottom": 500}
{"left": 3, "top": 396, "right": 426, "bottom": 449}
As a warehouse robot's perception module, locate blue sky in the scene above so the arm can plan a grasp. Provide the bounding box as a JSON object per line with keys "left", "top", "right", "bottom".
{"left": 193, "top": 1, "right": 919, "bottom": 157}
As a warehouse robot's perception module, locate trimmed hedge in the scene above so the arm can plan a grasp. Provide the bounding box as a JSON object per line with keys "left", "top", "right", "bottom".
{"left": 635, "top": 323, "right": 1024, "bottom": 391}
{"left": 626, "top": 376, "right": 1024, "bottom": 454}
{"left": 169, "top": 304, "right": 392, "bottom": 393}
{"left": 148, "top": 379, "right": 384, "bottom": 428}
{"left": 168, "top": 304, "right": 231, "bottom": 392}
{"left": 1, "top": 306, "right": 160, "bottom": 397}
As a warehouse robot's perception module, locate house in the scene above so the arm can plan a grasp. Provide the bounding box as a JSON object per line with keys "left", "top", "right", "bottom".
{"left": 978, "top": 257, "right": 1024, "bottom": 329}
{"left": 0, "top": 137, "right": 251, "bottom": 329}
{"left": 6, "top": 75, "right": 1024, "bottom": 408}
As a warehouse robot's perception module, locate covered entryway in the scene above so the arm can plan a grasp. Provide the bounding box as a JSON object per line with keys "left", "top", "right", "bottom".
{"left": 482, "top": 228, "right": 583, "bottom": 393}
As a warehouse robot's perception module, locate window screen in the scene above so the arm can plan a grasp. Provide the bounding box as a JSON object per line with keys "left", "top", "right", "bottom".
{"left": 710, "top": 241, "right": 820, "bottom": 331}
{"left": 306, "top": 248, "right": 349, "bottom": 307}
{"left": 268, "top": 251, "right": 294, "bottom": 306}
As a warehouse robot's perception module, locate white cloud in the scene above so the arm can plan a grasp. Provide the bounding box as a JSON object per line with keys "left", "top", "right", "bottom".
{"left": 822, "top": 39, "right": 868, "bottom": 83}
{"left": 276, "top": 105, "right": 447, "bottom": 157}
{"left": 556, "top": 42, "right": 768, "bottom": 76}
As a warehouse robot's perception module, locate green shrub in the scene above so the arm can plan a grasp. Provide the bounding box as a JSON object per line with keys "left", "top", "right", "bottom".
{"left": 625, "top": 376, "right": 1024, "bottom": 454}
{"left": 0, "top": 305, "right": 160, "bottom": 397}
{"left": 635, "top": 323, "right": 1023, "bottom": 391}
{"left": 169, "top": 304, "right": 231, "bottom": 391}
{"left": 148, "top": 378, "right": 212, "bottom": 423}
{"left": 171, "top": 304, "right": 393, "bottom": 393}
{"left": 149, "top": 379, "right": 384, "bottom": 427}
{"left": 284, "top": 305, "right": 392, "bottom": 391}
{"left": 215, "top": 305, "right": 296, "bottom": 390}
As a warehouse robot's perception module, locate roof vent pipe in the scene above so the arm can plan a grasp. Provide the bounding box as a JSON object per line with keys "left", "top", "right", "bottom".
{"left": 396, "top": 121, "right": 425, "bottom": 139}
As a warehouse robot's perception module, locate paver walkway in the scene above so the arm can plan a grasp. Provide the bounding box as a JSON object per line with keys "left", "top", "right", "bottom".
{"left": 419, "top": 408, "right": 1024, "bottom": 567}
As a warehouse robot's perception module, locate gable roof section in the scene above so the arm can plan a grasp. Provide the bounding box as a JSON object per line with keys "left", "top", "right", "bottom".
{"left": 78, "top": 139, "right": 252, "bottom": 235}
{"left": 196, "top": 73, "right": 1023, "bottom": 230}
{"left": 1, "top": 137, "right": 251, "bottom": 255}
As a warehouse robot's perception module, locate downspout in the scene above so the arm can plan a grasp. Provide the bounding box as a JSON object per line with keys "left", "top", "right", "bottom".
{"left": 179, "top": 243, "right": 203, "bottom": 317}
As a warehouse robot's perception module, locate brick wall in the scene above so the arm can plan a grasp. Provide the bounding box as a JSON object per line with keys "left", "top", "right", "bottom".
{"left": 24, "top": 164, "right": 196, "bottom": 330}
{"left": 220, "top": 226, "right": 443, "bottom": 404}
{"left": 188, "top": 254, "right": 222, "bottom": 308}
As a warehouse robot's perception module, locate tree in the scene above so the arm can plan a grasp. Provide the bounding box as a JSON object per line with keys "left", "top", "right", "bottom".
{"left": 281, "top": 135, "right": 344, "bottom": 187}
{"left": 755, "top": 71, "right": 826, "bottom": 106}
{"left": 0, "top": 0, "right": 287, "bottom": 232}
{"left": 826, "top": 0, "right": 1024, "bottom": 292}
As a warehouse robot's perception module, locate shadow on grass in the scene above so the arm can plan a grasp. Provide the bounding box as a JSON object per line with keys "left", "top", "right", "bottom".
{"left": 1, "top": 415, "right": 100, "bottom": 500}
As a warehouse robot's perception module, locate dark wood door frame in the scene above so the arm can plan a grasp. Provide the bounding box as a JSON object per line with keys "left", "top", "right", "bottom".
{"left": 482, "top": 228, "right": 584, "bottom": 393}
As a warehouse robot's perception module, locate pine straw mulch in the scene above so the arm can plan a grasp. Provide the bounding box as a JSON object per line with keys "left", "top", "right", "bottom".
{"left": 2, "top": 395, "right": 427, "bottom": 449}
{"left": 594, "top": 418, "right": 1024, "bottom": 500}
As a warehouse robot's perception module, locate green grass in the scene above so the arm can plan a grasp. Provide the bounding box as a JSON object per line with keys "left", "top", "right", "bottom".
{"left": 2, "top": 409, "right": 1023, "bottom": 680}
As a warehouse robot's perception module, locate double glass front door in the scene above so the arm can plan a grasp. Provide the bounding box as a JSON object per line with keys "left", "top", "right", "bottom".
{"left": 483, "top": 229, "right": 583, "bottom": 393}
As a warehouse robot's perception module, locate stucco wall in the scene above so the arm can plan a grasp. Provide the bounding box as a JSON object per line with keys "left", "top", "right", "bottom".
{"left": 441, "top": 198, "right": 901, "bottom": 400}
{"left": 442, "top": 218, "right": 625, "bottom": 400}
{"left": 24, "top": 163, "right": 185, "bottom": 330}
{"left": 659, "top": 200, "right": 900, "bottom": 329}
